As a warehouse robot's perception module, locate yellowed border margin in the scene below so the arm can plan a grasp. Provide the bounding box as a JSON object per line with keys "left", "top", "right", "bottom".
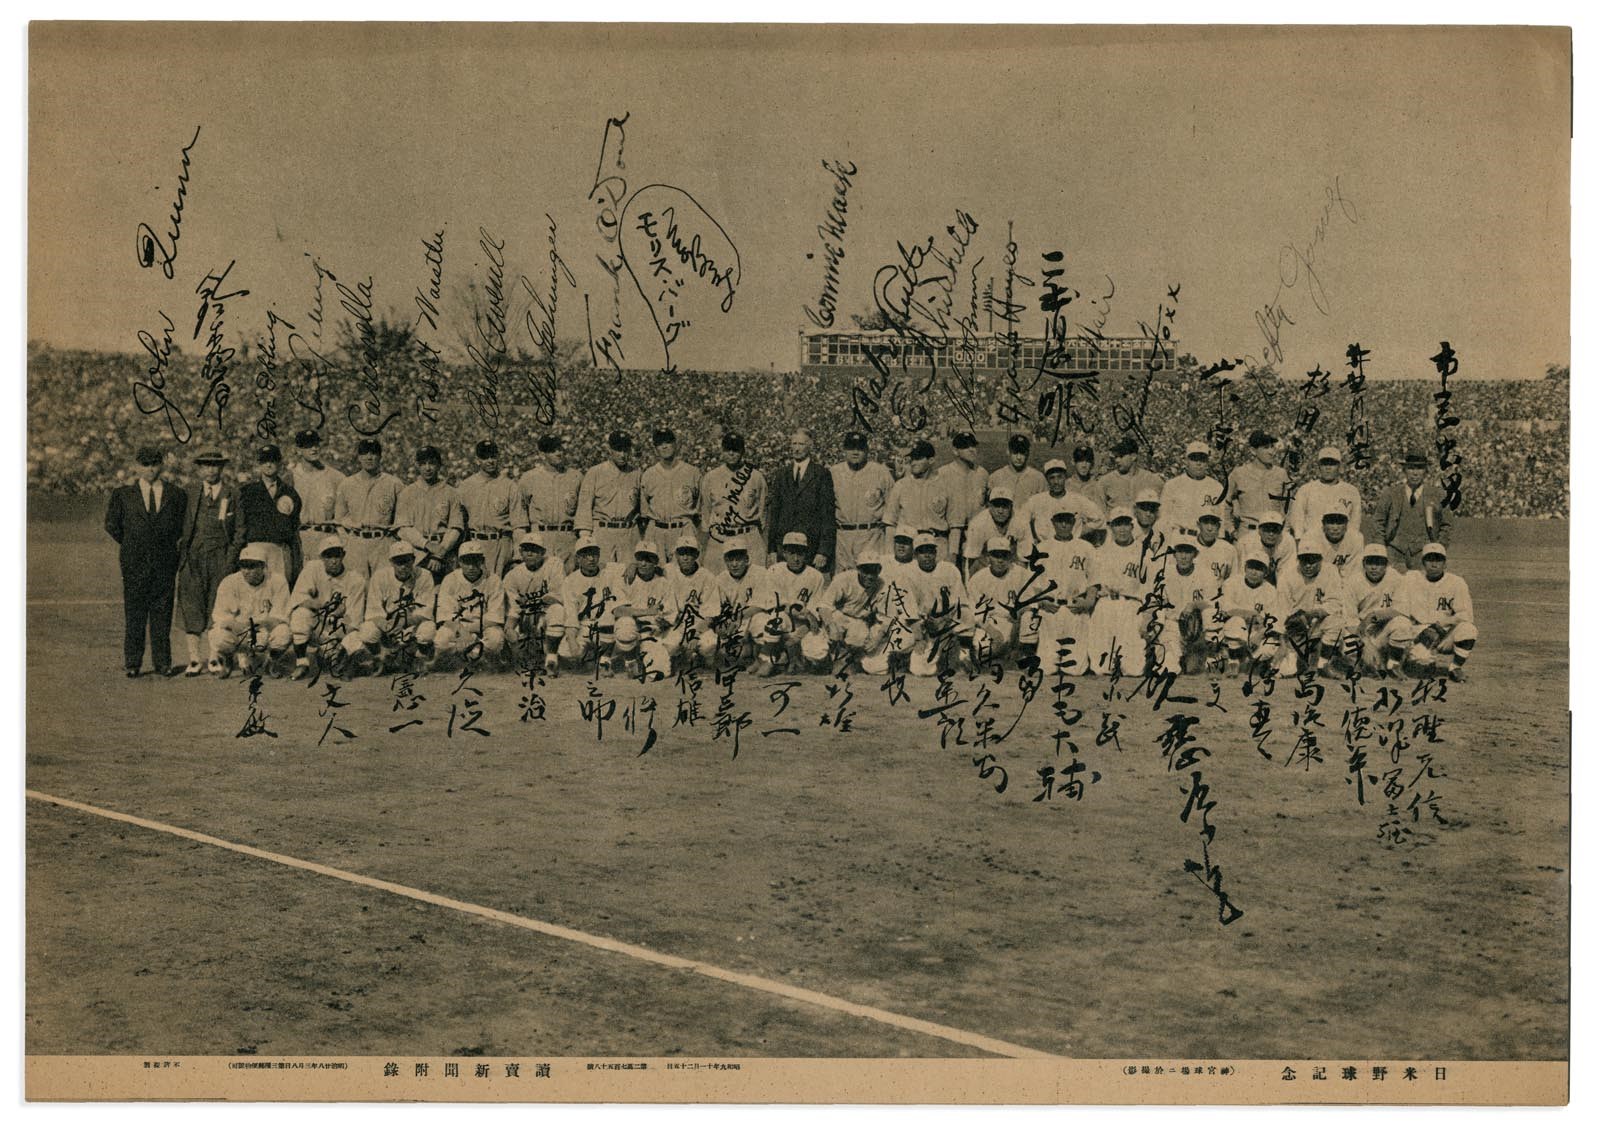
{"left": 25, "top": 1057, "right": 1566, "bottom": 1104}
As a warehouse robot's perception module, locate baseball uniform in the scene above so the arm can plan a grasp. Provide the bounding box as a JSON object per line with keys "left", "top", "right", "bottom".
{"left": 335, "top": 470, "right": 404, "bottom": 581}
{"left": 831, "top": 459, "right": 895, "bottom": 570}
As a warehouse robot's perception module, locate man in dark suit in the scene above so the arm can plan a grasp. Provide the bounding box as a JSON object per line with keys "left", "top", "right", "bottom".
{"left": 175, "top": 449, "right": 245, "bottom": 674}
{"left": 767, "top": 427, "right": 837, "bottom": 572}
{"left": 1371, "top": 451, "right": 1452, "bottom": 571}
{"left": 104, "top": 443, "right": 188, "bottom": 677}
{"left": 238, "top": 444, "right": 304, "bottom": 585}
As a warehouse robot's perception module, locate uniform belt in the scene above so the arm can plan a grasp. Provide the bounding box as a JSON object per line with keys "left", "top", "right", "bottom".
{"left": 652, "top": 519, "right": 694, "bottom": 529}
{"left": 837, "top": 522, "right": 884, "bottom": 532}
{"left": 918, "top": 527, "right": 948, "bottom": 536}
{"left": 595, "top": 518, "right": 636, "bottom": 529}
{"left": 348, "top": 528, "right": 392, "bottom": 540}
{"left": 299, "top": 522, "right": 340, "bottom": 533}
{"left": 535, "top": 522, "right": 575, "bottom": 532}
{"left": 470, "top": 528, "right": 513, "bottom": 539}
{"left": 712, "top": 520, "right": 758, "bottom": 535}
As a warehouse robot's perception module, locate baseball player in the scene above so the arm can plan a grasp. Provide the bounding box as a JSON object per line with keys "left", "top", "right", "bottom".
{"left": 964, "top": 538, "right": 1030, "bottom": 666}
{"left": 501, "top": 532, "right": 568, "bottom": 675}
{"left": 962, "top": 487, "right": 1035, "bottom": 579}
{"left": 518, "top": 435, "right": 584, "bottom": 569}
{"left": 287, "top": 535, "right": 368, "bottom": 680}
{"left": 1348, "top": 544, "right": 1417, "bottom": 676}
{"left": 1020, "top": 459, "right": 1091, "bottom": 546}
{"left": 176, "top": 449, "right": 243, "bottom": 675}
{"left": 987, "top": 433, "right": 1047, "bottom": 505}
{"left": 576, "top": 432, "right": 643, "bottom": 565}
{"left": 556, "top": 536, "right": 625, "bottom": 669}
{"left": 901, "top": 530, "right": 972, "bottom": 677}
{"left": 207, "top": 543, "right": 293, "bottom": 677}
{"left": 342, "top": 541, "right": 437, "bottom": 675}
{"left": 1159, "top": 440, "right": 1228, "bottom": 536}
{"left": 747, "top": 532, "right": 827, "bottom": 676}
{"left": 815, "top": 553, "right": 899, "bottom": 674}
{"left": 1070, "top": 445, "right": 1096, "bottom": 492}
{"left": 1095, "top": 435, "right": 1163, "bottom": 516}
{"left": 1216, "top": 547, "right": 1285, "bottom": 676}
{"left": 1133, "top": 488, "right": 1167, "bottom": 562}
{"left": 334, "top": 438, "right": 403, "bottom": 582}
{"left": 883, "top": 526, "right": 920, "bottom": 591}
{"left": 831, "top": 430, "right": 895, "bottom": 571}
{"left": 456, "top": 440, "right": 521, "bottom": 578}
{"left": 1398, "top": 543, "right": 1477, "bottom": 681}
{"left": 1224, "top": 430, "right": 1291, "bottom": 538}
{"left": 710, "top": 545, "right": 761, "bottom": 669}
{"left": 1075, "top": 498, "right": 1108, "bottom": 550}
{"left": 1150, "top": 530, "right": 1221, "bottom": 675}
{"left": 1088, "top": 508, "right": 1151, "bottom": 676}
{"left": 884, "top": 439, "right": 952, "bottom": 561}
{"left": 432, "top": 541, "right": 507, "bottom": 670}
{"left": 288, "top": 428, "right": 344, "bottom": 568}
{"left": 664, "top": 535, "right": 724, "bottom": 669}
{"left": 394, "top": 445, "right": 464, "bottom": 583}
{"left": 238, "top": 444, "right": 303, "bottom": 584}
{"left": 936, "top": 431, "right": 989, "bottom": 563}
{"left": 1235, "top": 512, "right": 1297, "bottom": 585}
{"left": 1299, "top": 510, "right": 1366, "bottom": 579}
{"left": 611, "top": 541, "right": 677, "bottom": 679}
{"left": 1193, "top": 506, "right": 1238, "bottom": 588}
{"left": 1288, "top": 446, "right": 1363, "bottom": 541}
{"left": 640, "top": 428, "right": 702, "bottom": 549}
{"left": 702, "top": 433, "right": 768, "bottom": 570}
{"left": 1034, "top": 511, "right": 1102, "bottom": 676}
{"left": 1277, "top": 547, "right": 1356, "bottom": 676}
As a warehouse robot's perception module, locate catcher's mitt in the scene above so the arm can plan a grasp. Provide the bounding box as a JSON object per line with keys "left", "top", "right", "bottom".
{"left": 1283, "top": 609, "right": 1314, "bottom": 647}
{"left": 1179, "top": 606, "right": 1206, "bottom": 646}
{"left": 1414, "top": 624, "right": 1445, "bottom": 650}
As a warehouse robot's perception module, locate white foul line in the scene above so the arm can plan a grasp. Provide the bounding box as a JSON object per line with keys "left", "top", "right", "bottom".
{"left": 26, "top": 789, "right": 1059, "bottom": 1060}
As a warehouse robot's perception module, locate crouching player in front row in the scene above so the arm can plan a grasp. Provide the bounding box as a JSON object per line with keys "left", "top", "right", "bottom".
{"left": 341, "top": 541, "right": 438, "bottom": 675}
{"left": 1150, "top": 531, "right": 1220, "bottom": 676}
{"left": 1400, "top": 543, "right": 1477, "bottom": 682}
{"left": 208, "top": 542, "right": 293, "bottom": 676}
{"left": 502, "top": 532, "right": 567, "bottom": 675}
{"left": 663, "top": 535, "right": 724, "bottom": 670}
{"left": 1276, "top": 547, "right": 1355, "bottom": 676}
{"left": 815, "top": 553, "right": 913, "bottom": 675}
{"left": 556, "top": 536, "right": 623, "bottom": 671}
{"left": 1348, "top": 544, "right": 1417, "bottom": 676}
{"left": 288, "top": 535, "right": 367, "bottom": 680}
{"left": 432, "top": 541, "right": 506, "bottom": 671}
{"left": 609, "top": 541, "right": 676, "bottom": 679}
{"left": 748, "top": 532, "right": 826, "bottom": 677}
{"left": 902, "top": 531, "right": 973, "bottom": 676}
{"left": 1216, "top": 547, "right": 1284, "bottom": 676}
{"left": 964, "top": 538, "right": 1030, "bottom": 668}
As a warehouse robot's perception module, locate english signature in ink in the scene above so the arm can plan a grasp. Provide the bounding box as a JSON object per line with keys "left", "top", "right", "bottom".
{"left": 136, "top": 125, "right": 201, "bottom": 280}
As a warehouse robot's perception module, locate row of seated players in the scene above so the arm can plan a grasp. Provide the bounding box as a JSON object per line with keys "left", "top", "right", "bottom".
{"left": 206, "top": 499, "right": 1476, "bottom": 682}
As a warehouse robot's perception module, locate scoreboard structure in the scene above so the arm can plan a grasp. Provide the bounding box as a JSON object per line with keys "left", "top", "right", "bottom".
{"left": 797, "top": 329, "right": 1179, "bottom": 378}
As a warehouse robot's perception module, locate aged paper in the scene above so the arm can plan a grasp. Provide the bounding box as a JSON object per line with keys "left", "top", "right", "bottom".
{"left": 25, "top": 21, "right": 1570, "bottom": 1104}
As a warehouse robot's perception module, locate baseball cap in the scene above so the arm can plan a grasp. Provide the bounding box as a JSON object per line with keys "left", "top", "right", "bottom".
{"left": 1255, "top": 512, "right": 1285, "bottom": 528}
{"left": 1362, "top": 545, "right": 1390, "bottom": 561}
{"left": 857, "top": 554, "right": 883, "bottom": 570}
{"left": 1071, "top": 445, "right": 1094, "bottom": 463}
{"left": 951, "top": 431, "right": 978, "bottom": 450}
{"left": 1007, "top": 433, "right": 1031, "bottom": 455}
{"left": 356, "top": 439, "right": 382, "bottom": 456}
{"left": 255, "top": 444, "right": 283, "bottom": 463}
{"left": 634, "top": 541, "right": 661, "bottom": 560}
{"left": 1403, "top": 451, "right": 1428, "bottom": 468}
{"left": 909, "top": 440, "right": 936, "bottom": 460}
{"left": 652, "top": 428, "right": 676, "bottom": 446}
{"left": 988, "top": 486, "right": 1015, "bottom": 505}
{"left": 893, "top": 525, "right": 917, "bottom": 542}
{"left": 1421, "top": 542, "right": 1448, "bottom": 560}
{"left": 1322, "top": 510, "right": 1349, "bottom": 522}
{"left": 1077, "top": 499, "right": 1105, "bottom": 524}
{"left": 1242, "top": 550, "right": 1270, "bottom": 568}
{"left": 294, "top": 429, "right": 321, "bottom": 449}
{"left": 1185, "top": 440, "right": 1211, "bottom": 458}
{"left": 985, "top": 536, "right": 1014, "bottom": 555}
{"left": 843, "top": 431, "right": 868, "bottom": 451}
{"left": 388, "top": 541, "right": 417, "bottom": 561}
{"left": 475, "top": 440, "right": 499, "bottom": 459}
{"left": 517, "top": 531, "right": 544, "bottom": 550}
{"left": 1296, "top": 547, "right": 1324, "bottom": 560}
{"left": 913, "top": 531, "right": 940, "bottom": 551}
{"left": 1248, "top": 430, "right": 1277, "bottom": 449}
{"left": 193, "top": 449, "right": 228, "bottom": 466}
{"left": 1051, "top": 501, "right": 1079, "bottom": 519}
{"left": 1170, "top": 529, "right": 1199, "bottom": 550}
{"left": 1196, "top": 505, "right": 1222, "bottom": 524}
{"left": 608, "top": 431, "right": 633, "bottom": 452}
{"left": 415, "top": 445, "right": 443, "bottom": 465}
{"left": 1043, "top": 458, "right": 1069, "bottom": 474}
{"left": 723, "top": 545, "right": 750, "bottom": 558}
{"left": 1108, "top": 507, "right": 1135, "bottom": 524}
{"left": 781, "top": 531, "right": 810, "bottom": 550}
{"left": 675, "top": 534, "right": 700, "bottom": 554}
{"left": 720, "top": 433, "right": 745, "bottom": 453}
{"left": 537, "top": 435, "right": 563, "bottom": 453}
{"left": 318, "top": 534, "right": 346, "bottom": 556}
{"left": 1317, "top": 446, "right": 1343, "bottom": 463}
{"left": 238, "top": 543, "right": 270, "bottom": 564}
{"left": 1135, "top": 488, "right": 1161, "bottom": 507}
{"left": 1111, "top": 436, "right": 1139, "bottom": 457}
{"left": 573, "top": 535, "right": 602, "bottom": 554}
{"left": 458, "top": 541, "right": 487, "bottom": 559}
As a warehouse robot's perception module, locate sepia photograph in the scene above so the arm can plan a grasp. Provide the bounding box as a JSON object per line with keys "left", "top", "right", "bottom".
{"left": 22, "top": 18, "right": 1572, "bottom": 1104}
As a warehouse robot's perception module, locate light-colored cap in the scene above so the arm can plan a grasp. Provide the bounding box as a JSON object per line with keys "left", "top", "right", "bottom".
{"left": 1043, "top": 458, "right": 1069, "bottom": 474}
{"left": 517, "top": 531, "right": 544, "bottom": 549}
{"left": 1108, "top": 506, "right": 1135, "bottom": 523}
{"left": 1051, "top": 500, "right": 1079, "bottom": 519}
{"left": 457, "top": 540, "right": 487, "bottom": 559}
{"left": 1242, "top": 548, "right": 1270, "bottom": 568}
{"left": 985, "top": 535, "right": 1014, "bottom": 554}
{"left": 1362, "top": 545, "right": 1391, "bottom": 561}
{"left": 674, "top": 534, "right": 701, "bottom": 553}
{"left": 1135, "top": 488, "right": 1161, "bottom": 506}
{"left": 781, "top": 531, "right": 810, "bottom": 550}
{"left": 1170, "top": 529, "right": 1199, "bottom": 550}
{"left": 239, "top": 542, "right": 271, "bottom": 564}
{"left": 913, "top": 531, "right": 940, "bottom": 550}
{"left": 1421, "top": 542, "right": 1448, "bottom": 559}
{"left": 318, "top": 534, "right": 346, "bottom": 555}
{"left": 892, "top": 525, "right": 918, "bottom": 542}
{"left": 856, "top": 553, "right": 884, "bottom": 569}
{"left": 1317, "top": 446, "right": 1343, "bottom": 463}
{"left": 1196, "top": 505, "right": 1222, "bottom": 524}
{"left": 634, "top": 540, "right": 662, "bottom": 560}
{"left": 1322, "top": 509, "right": 1349, "bottom": 521}
{"left": 1296, "top": 547, "right": 1325, "bottom": 560}
{"left": 1255, "top": 512, "right": 1285, "bottom": 527}
{"left": 573, "top": 535, "right": 601, "bottom": 554}
{"left": 1185, "top": 440, "right": 1211, "bottom": 458}
{"left": 388, "top": 541, "right": 417, "bottom": 561}
{"left": 987, "top": 486, "right": 1014, "bottom": 504}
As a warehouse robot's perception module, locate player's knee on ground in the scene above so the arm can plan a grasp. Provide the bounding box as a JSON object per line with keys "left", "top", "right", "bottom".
{"left": 355, "top": 620, "right": 385, "bottom": 648}
{"left": 413, "top": 621, "right": 437, "bottom": 647}
{"left": 612, "top": 615, "right": 641, "bottom": 654}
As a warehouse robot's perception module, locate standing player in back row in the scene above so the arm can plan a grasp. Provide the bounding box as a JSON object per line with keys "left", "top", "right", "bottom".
{"left": 577, "top": 432, "right": 642, "bottom": 564}
{"left": 519, "top": 435, "right": 584, "bottom": 569}
{"left": 1159, "top": 440, "right": 1227, "bottom": 536}
{"left": 1224, "top": 430, "right": 1290, "bottom": 539}
{"left": 831, "top": 430, "right": 894, "bottom": 571}
{"left": 987, "top": 433, "right": 1047, "bottom": 506}
{"left": 287, "top": 429, "right": 344, "bottom": 571}
{"left": 1096, "top": 435, "right": 1164, "bottom": 516}
{"left": 1288, "top": 446, "right": 1362, "bottom": 541}
{"left": 639, "top": 428, "right": 701, "bottom": 548}
{"left": 456, "top": 440, "right": 521, "bottom": 579}
{"left": 935, "top": 431, "right": 989, "bottom": 565}
{"left": 703, "top": 433, "right": 768, "bottom": 570}
{"left": 335, "top": 438, "right": 402, "bottom": 582}
{"left": 884, "top": 440, "right": 951, "bottom": 560}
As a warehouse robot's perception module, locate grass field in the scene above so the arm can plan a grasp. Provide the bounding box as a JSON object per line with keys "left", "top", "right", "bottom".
{"left": 25, "top": 511, "right": 1570, "bottom": 1061}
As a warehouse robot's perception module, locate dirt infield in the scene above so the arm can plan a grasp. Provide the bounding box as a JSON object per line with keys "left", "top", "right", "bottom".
{"left": 25, "top": 516, "right": 1569, "bottom": 1059}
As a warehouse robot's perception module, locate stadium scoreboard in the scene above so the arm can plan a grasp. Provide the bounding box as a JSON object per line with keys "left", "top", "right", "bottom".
{"left": 798, "top": 329, "right": 1178, "bottom": 378}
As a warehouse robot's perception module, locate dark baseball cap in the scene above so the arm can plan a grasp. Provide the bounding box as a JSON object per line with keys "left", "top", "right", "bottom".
{"left": 608, "top": 431, "right": 633, "bottom": 452}
{"left": 294, "top": 429, "right": 322, "bottom": 449}
{"left": 909, "top": 439, "right": 936, "bottom": 460}
{"left": 652, "top": 428, "right": 677, "bottom": 446}
{"left": 475, "top": 440, "right": 499, "bottom": 459}
{"left": 1072, "top": 445, "right": 1094, "bottom": 463}
{"left": 843, "top": 431, "right": 868, "bottom": 451}
{"left": 1111, "top": 436, "right": 1139, "bottom": 457}
{"left": 537, "top": 435, "right": 563, "bottom": 453}
{"left": 356, "top": 439, "right": 382, "bottom": 456}
{"left": 1007, "top": 433, "right": 1031, "bottom": 455}
{"left": 256, "top": 444, "right": 284, "bottom": 463}
{"left": 136, "top": 443, "right": 165, "bottom": 467}
{"left": 416, "top": 446, "right": 443, "bottom": 465}
{"left": 721, "top": 433, "right": 745, "bottom": 453}
{"left": 951, "top": 431, "right": 978, "bottom": 450}
{"left": 1249, "top": 430, "right": 1277, "bottom": 449}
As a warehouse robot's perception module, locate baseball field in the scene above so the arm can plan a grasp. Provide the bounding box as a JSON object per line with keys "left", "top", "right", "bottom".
{"left": 24, "top": 505, "right": 1569, "bottom": 1061}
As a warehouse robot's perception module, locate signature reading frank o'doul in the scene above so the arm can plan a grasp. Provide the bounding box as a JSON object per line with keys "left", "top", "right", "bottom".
{"left": 135, "top": 125, "right": 201, "bottom": 281}
{"left": 1255, "top": 176, "right": 1359, "bottom": 363}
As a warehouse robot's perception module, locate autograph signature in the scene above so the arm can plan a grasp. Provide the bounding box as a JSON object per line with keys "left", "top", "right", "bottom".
{"left": 135, "top": 125, "right": 201, "bottom": 280}
{"left": 1254, "top": 176, "right": 1359, "bottom": 363}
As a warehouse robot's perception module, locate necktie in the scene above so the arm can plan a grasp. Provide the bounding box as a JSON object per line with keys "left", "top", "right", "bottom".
{"left": 142, "top": 482, "right": 152, "bottom": 513}
{"left": 1410, "top": 488, "right": 1419, "bottom": 507}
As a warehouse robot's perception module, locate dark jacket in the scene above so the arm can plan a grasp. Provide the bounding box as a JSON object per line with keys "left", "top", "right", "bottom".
{"left": 239, "top": 475, "right": 304, "bottom": 577}
{"left": 177, "top": 479, "right": 245, "bottom": 563}
{"left": 768, "top": 458, "right": 838, "bottom": 563}
{"left": 1372, "top": 481, "right": 1452, "bottom": 556}
{"left": 105, "top": 480, "right": 188, "bottom": 580}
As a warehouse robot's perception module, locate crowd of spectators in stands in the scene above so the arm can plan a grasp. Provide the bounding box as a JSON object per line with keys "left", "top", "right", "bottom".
{"left": 27, "top": 344, "right": 1570, "bottom": 519}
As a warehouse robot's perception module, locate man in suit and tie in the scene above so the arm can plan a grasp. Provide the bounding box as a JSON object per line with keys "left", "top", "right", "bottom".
{"left": 768, "top": 428, "right": 837, "bottom": 573}
{"left": 104, "top": 443, "right": 188, "bottom": 677}
{"left": 175, "top": 449, "right": 245, "bottom": 675}
{"left": 1372, "top": 451, "right": 1452, "bottom": 571}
